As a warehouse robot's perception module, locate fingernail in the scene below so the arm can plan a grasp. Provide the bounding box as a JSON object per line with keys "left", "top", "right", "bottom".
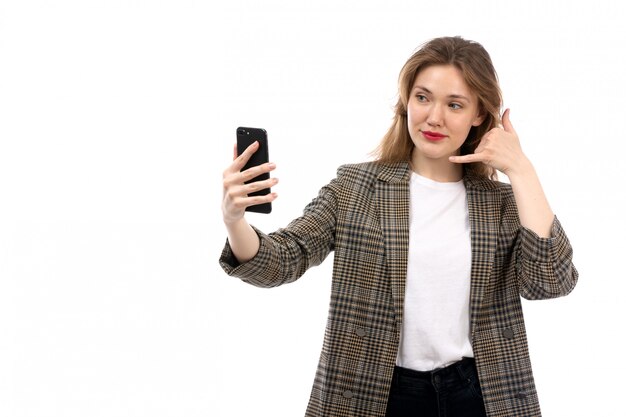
{"left": 268, "top": 162, "right": 276, "bottom": 168}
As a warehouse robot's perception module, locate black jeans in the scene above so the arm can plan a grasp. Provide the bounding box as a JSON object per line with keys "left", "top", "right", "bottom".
{"left": 385, "top": 357, "right": 487, "bottom": 417}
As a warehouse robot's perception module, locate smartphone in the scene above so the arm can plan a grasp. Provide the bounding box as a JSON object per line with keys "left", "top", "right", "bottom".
{"left": 236, "top": 127, "right": 272, "bottom": 214}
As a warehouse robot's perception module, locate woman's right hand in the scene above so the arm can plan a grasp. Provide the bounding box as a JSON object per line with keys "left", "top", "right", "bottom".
{"left": 222, "top": 141, "right": 278, "bottom": 225}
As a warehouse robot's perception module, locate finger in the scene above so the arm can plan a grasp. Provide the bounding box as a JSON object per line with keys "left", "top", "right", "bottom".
{"left": 449, "top": 153, "right": 483, "bottom": 164}
{"left": 237, "top": 192, "right": 278, "bottom": 209}
{"left": 232, "top": 143, "right": 238, "bottom": 160}
{"left": 223, "top": 161, "right": 276, "bottom": 187}
{"left": 245, "top": 177, "right": 278, "bottom": 193}
{"left": 502, "top": 108, "right": 516, "bottom": 134}
{"left": 239, "top": 162, "right": 276, "bottom": 183}
{"left": 224, "top": 182, "right": 276, "bottom": 205}
{"left": 229, "top": 141, "right": 259, "bottom": 172}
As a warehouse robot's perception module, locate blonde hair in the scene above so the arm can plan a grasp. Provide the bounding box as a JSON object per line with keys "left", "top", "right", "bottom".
{"left": 372, "top": 36, "right": 502, "bottom": 180}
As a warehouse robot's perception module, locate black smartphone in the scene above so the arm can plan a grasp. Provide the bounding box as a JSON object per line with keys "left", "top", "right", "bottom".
{"left": 236, "top": 127, "right": 272, "bottom": 214}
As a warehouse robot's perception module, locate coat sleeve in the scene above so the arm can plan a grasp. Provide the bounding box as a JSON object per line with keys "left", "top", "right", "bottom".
{"left": 218, "top": 170, "right": 342, "bottom": 288}
{"left": 515, "top": 215, "right": 579, "bottom": 300}
{"left": 496, "top": 184, "right": 578, "bottom": 300}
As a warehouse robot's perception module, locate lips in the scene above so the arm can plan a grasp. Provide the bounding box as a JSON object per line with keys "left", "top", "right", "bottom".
{"left": 421, "top": 130, "right": 448, "bottom": 141}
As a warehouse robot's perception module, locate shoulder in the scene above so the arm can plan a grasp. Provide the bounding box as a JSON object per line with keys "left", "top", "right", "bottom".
{"left": 464, "top": 173, "right": 513, "bottom": 195}
{"left": 327, "top": 161, "right": 408, "bottom": 211}
{"left": 463, "top": 175, "right": 522, "bottom": 229}
{"left": 336, "top": 161, "right": 379, "bottom": 183}
{"left": 463, "top": 174, "right": 518, "bottom": 210}
{"left": 336, "top": 160, "right": 411, "bottom": 186}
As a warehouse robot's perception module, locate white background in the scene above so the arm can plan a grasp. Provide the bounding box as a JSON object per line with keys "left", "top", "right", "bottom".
{"left": 1, "top": 0, "right": 625, "bottom": 416}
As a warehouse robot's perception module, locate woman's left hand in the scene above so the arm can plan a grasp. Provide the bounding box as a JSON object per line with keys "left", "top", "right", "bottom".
{"left": 449, "top": 108, "right": 529, "bottom": 176}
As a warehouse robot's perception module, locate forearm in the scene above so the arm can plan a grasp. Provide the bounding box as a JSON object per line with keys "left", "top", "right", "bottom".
{"left": 224, "top": 217, "right": 261, "bottom": 263}
{"left": 507, "top": 159, "right": 554, "bottom": 238}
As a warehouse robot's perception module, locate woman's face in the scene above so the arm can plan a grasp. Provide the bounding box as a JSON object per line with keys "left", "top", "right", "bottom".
{"left": 407, "top": 64, "right": 484, "bottom": 163}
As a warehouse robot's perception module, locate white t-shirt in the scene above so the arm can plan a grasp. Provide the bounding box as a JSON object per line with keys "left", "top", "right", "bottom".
{"left": 396, "top": 172, "right": 473, "bottom": 371}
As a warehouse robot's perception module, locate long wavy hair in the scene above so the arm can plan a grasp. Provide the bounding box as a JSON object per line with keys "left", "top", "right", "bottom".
{"left": 372, "top": 36, "right": 502, "bottom": 180}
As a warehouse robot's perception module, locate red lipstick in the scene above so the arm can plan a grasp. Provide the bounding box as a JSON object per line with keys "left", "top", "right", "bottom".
{"left": 421, "top": 130, "right": 448, "bottom": 141}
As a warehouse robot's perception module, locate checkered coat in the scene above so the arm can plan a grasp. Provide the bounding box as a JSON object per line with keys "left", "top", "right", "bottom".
{"left": 220, "top": 161, "right": 578, "bottom": 417}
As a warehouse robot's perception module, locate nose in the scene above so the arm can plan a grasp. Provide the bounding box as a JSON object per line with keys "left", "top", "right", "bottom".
{"left": 427, "top": 103, "right": 444, "bottom": 127}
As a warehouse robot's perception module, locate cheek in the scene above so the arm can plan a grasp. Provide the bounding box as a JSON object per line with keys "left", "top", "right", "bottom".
{"left": 406, "top": 106, "right": 414, "bottom": 126}
{"left": 451, "top": 116, "right": 476, "bottom": 134}
{"left": 407, "top": 103, "right": 422, "bottom": 124}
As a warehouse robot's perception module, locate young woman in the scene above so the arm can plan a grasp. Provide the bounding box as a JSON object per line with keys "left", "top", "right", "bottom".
{"left": 220, "top": 36, "right": 578, "bottom": 417}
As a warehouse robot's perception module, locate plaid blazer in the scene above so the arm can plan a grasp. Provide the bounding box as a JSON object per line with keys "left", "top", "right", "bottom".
{"left": 220, "top": 161, "right": 578, "bottom": 417}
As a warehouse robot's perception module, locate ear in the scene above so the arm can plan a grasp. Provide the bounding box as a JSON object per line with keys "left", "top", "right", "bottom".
{"left": 472, "top": 111, "right": 485, "bottom": 127}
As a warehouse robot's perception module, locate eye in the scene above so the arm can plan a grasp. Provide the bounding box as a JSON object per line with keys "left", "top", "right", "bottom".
{"left": 415, "top": 94, "right": 428, "bottom": 102}
{"left": 449, "top": 102, "right": 462, "bottom": 110}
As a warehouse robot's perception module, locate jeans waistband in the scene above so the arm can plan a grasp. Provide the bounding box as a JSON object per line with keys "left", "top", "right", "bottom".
{"left": 393, "top": 357, "right": 476, "bottom": 382}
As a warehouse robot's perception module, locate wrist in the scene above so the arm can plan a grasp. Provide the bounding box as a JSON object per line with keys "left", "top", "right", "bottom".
{"left": 223, "top": 215, "right": 246, "bottom": 229}
{"left": 505, "top": 156, "right": 534, "bottom": 180}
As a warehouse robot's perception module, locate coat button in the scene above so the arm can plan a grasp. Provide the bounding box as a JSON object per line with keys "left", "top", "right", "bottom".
{"left": 502, "top": 328, "right": 514, "bottom": 339}
{"left": 342, "top": 390, "right": 354, "bottom": 399}
{"left": 516, "top": 391, "right": 527, "bottom": 399}
{"left": 355, "top": 328, "right": 366, "bottom": 337}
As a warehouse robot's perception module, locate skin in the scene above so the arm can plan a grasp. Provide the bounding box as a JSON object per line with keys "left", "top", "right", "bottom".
{"left": 407, "top": 64, "right": 554, "bottom": 238}
{"left": 222, "top": 65, "right": 555, "bottom": 263}
{"left": 408, "top": 64, "right": 484, "bottom": 182}
{"left": 222, "top": 141, "right": 277, "bottom": 262}
{"left": 450, "top": 116, "right": 556, "bottom": 238}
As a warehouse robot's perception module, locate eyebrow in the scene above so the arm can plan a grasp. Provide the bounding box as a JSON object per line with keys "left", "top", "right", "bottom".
{"left": 413, "top": 85, "right": 470, "bottom": 101}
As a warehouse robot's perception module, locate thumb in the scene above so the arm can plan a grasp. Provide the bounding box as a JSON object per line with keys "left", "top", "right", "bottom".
{"left": 502, "top": 108, "right": 516, "bottom": 134}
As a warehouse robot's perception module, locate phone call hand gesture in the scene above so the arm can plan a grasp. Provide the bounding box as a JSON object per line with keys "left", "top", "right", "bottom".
{"left": 449, "top": 108, "right": 556, "bottom": 237}
{"left": 449, "top": 109, "right": 530, "bottom": 176}
{"left": 222, "top": 141, "right": 278, "bottom": 225}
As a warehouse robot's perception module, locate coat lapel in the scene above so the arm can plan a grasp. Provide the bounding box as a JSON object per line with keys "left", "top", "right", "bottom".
{"left": 464, "top": 174, "right": 502, "bottom": 338}
{"left": 374, "top": 164, "right": 501, "bottom": 339}
{"left": 375, "top": 162, "right": 411, "bottom": 335}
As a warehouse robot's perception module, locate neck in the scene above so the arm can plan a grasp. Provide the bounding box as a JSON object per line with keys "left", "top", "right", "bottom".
{"left": 411, "top": 151, "right": 463, "bottom": 183}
